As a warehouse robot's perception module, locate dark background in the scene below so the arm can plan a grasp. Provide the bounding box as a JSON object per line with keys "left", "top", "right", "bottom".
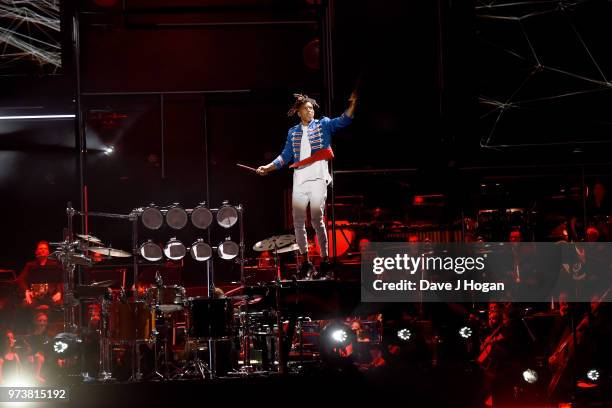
{"left": 1, "top": 0, "right": 611, "bottom": 283}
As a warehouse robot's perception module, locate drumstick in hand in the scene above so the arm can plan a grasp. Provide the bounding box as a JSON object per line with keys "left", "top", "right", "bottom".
{"left": 236, "top": 163, "right": 258, "bottom": 173}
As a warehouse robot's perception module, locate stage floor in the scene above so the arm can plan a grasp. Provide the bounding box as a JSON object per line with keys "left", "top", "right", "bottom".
{"left": 6, "top": 366, "right": 610, "bottom": 408}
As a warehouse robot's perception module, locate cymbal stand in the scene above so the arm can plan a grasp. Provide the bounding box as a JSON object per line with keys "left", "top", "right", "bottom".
{"left": 147, "top": 310, "right": 179, "bottom": 380}
{"left": 173, "top": 306, "right": 209, "bottom": 380}
{"left": 148, "top": 343, "right": 165, "bottom": 381}
{"left": 273, "top": 242, "right": 281, "bottom": 281}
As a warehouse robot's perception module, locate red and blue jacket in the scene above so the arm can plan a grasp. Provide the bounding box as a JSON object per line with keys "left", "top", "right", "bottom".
{"left": 272, "top": 112, "right": 353, "bottom": 169}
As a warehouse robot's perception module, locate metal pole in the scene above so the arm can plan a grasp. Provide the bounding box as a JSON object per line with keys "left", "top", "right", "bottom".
{"left": 64, "top": 203, "right": 76, "bottom": 332}
{"left": 161, "top": 93, "right": 165, "bottom": 179}
{"left": 131, "top": 213, "right": 139, "bottom": 295}
{"left": 276, "top": 284, "right": 285, "bottom": 374}
{"left": 321, "top": 0, "right": 337, "bottom": 260}
{"left": 72, "top": 7, "right": 85, "bottom": 230}
{"left": 239, "top": 205, "right": 245, "bottom": 284}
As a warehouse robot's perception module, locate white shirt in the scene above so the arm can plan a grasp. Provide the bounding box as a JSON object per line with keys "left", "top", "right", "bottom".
{"left": 293, "top": 124, "right": 331, "bottom": 186}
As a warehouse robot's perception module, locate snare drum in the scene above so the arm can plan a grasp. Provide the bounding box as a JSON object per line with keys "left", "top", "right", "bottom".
{"left": 146, "top": 285, "right": 186, "bottom": 313}
{"left": 187, "top": 297, "right": 234, "bottom": 339}
{"left": 108, "top": 301, "right": 155, "bottom": 342}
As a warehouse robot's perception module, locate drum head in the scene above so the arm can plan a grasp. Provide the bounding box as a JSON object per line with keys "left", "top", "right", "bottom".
{"left": 140, "top": 242, "right": 163, "bottom": 261}
{"left": 164, "top": 239, "right": 186, "bottom": 260}
{"left": 218, "top": 241, "right": 239, "bottom": 260}
{"left": 191, "top": 206, "right": 213, "bottom": 230}
{"left": 166, "top": 207, "right": 188, "bottom": 230}
{"left": 217, "top": 206, "right": 238, "bottom": 228}
{"left": 190, "top": 241, "right": 212, "bottom": 261}
{"left": 142, "top": 207, "right": 164, "bottom": 230}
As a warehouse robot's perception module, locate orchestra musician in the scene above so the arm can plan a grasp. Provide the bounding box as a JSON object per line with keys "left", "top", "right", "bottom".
{"left": 480, "top": 303, "right": 535, "bottom": 406}
{"left": 17, "top": 241, "right": 63, "bottom": 308}
{"left": 25, "top": 312, "right": 50, "bottom": 383}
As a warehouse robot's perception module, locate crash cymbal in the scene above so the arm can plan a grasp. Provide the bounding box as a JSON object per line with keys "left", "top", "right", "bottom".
{"left": 88, "top": 247, "right": 132, "bottom": 258}
{"left": 76, "top": 234, "right": 103, "bottom": 244}
{"left": 253, "top": 234, "right": 296, "bottom": 251}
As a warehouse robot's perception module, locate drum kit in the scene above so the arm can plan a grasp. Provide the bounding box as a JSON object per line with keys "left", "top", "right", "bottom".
{"left": 56, "top": 233, "right": 240, "bottom": 381}
{"left": 95, "top": 276, "right": 236, "bottom": 381}
{"left": 47, "top": 202, "right": 378, "bottom": 381}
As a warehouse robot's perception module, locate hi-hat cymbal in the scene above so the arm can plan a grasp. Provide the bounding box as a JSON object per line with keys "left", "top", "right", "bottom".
{"left": 253, "top": 234, "right": 296, "bottom": 251}
{"left": 88, "top": 247, "right": 132, "bottom": 258}
{"left": 76, "top": 234, "right": 103, "bottom": 244}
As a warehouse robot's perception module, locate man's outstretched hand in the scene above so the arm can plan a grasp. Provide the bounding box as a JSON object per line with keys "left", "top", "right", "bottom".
{"left": 257, "top": 164, "right": 274, "bottom": 176}
{"left": 347, "top": 90, "right": 358, "bottom": 117}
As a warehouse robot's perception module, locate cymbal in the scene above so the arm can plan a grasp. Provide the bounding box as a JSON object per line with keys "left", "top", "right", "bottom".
{"left": 71, "top": 253, "right": 93, "bottom": 266}
{"left": 49, "top": 252, "right": 93, "bottom": 266}
{"left": 76, "top": 234, "right": 103, "bottom": 244}
{"left": 276, "top": 243, "right": 299, "bottom": 254}
{"left": 88, "top": 247, "right": 132, "bottom": 258}
{"left": 253, "top": 234, "right": 296, "bottom": 251}
{"left": 90, "top": 280, "right": 114, "bottom": 287}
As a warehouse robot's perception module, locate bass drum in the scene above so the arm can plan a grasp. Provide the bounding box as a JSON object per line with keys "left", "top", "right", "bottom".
{"left": 108, "top": 301, "right": 155, "bottom": 343}
{"left": 187, "top": 297, "right": 234, "bottom": 339}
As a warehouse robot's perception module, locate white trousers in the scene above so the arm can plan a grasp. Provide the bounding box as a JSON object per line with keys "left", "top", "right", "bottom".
{"left": 292, "top": 179, "right": 328, "bottom": 258}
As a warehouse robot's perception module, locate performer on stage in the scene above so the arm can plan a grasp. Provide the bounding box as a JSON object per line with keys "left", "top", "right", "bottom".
{"left": 257, "top": 92, "right": 357, "bottom": 279}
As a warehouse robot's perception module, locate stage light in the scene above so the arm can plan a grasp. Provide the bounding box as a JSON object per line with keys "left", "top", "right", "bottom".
{"left": 331, "top": 329, "right": 348, "bottom": 343}
{"left": 141, "top": 205, "right": 163, "bottom": 230}
{"left": 166, "top": 204, "right": 188, "bottom": 230}
{"left": 103, "top": 145, "right": 115, "bottom": 155}
{"left": 522, "top": 369, "right": 538, "bottom": 384}
{"left": 3, "top": 374, "right": 33, "bottom": 387}
{"left": 218, "top": 239, "right": 239, "bottom": 260}
{"left": 0, "top": 114, "right": 75, "bottom": 120}
{"left": 459, "top": 326, "right": 472, "bottom": 339}
{"left": 320, "top": 322, "right": 353, "bottom": 347}
{"left": 54, "top": 340, "right": 68, "bottom": 353}
{"left": 397, "top": 328, "right": 412, "bottom": 341}
{"left": 52, "top": 333, "right": 81, "bottom": 357}
{"left": 190, "top": 239, "right": 212, "bottom": 261}
{"left": 217, "top": 201, "right": 238, "bottom": 228}
{"left": 140, "top": 240, "right": 163, "bottom": 262}
{"left": 587, "top": 369, "right": 600, "bottom": 382}
{"left": 164, "top": 238, "right": 186, "bottom": 261}
{"left": 191, "top": 204, "right": 213, "bottom": 229}
{"left": 319, "top": 322, "right": 357, "bottom": 363}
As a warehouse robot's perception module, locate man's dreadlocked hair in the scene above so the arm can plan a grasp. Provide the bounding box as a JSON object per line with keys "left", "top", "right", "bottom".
{"left": 287, "top": 93, "right": 320, "bottom": 117}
